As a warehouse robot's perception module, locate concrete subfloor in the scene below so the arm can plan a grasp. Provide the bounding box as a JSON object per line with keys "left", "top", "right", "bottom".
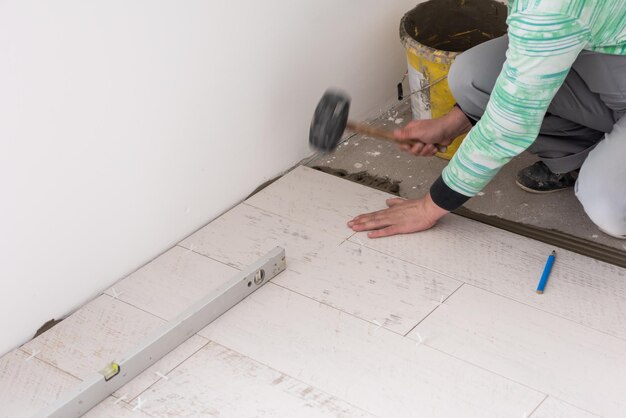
{"left": 307, "top": 98, "right": 626, "bottom": 253}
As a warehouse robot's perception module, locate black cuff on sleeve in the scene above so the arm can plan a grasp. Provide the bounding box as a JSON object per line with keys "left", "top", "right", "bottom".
{"left": 430, "top": 175, "right": 471, "bottom": 211}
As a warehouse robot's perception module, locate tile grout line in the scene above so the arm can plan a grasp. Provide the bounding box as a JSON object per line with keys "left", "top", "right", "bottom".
{"left": 268, "top": 282, "right": 407, "bottom": 337}
{"left": 22, "top": 209, "right": 251, "bottom": 363}
{"left": 98, "top": 271, "right": 392, "bottom": 409}
{"left": 20, "top": 337, "right": 213, "bottom": 415}
{"left": 527, "top": 395, "right": 549, "bottom": 418}
{"left": 16, "top": 347, "right": 84, "bottom": 382}
{"left": 242, "top": 200, "right": 357, "bottom": 241}
{"left": 461, "top": 282, "right": 626, "bottom": 343}
{"left": 402, "top": 282, "right": 466, "bottom": 338}
{"left": 106, "top": 253, "right": 409, "bottom": 363}
{"left": 119, "top": 337, "right": 212, "bottom": 404}
{"left": 101, "top": 293, "right": 170, "bottom": 323}
{"left": 348, "top": 236, "right": 462, "bottom": 282}
{"left": 118, "top": 397, "right": 159, "bottom": 417}
{"left": 151, "top": 337, "right": 378, "bottom": 418}
{"left": 408, "top": 324, "right": 609, "bottom": 416}
{"left": 423, "top": 343, "right": 549, "bottom": 398}
{"left": 210, "top": 281, "right": 550, "bottom": 408}
{"left": 529, "top": 396, "right": 602, "bottom": 418}
{"left": 174, "top": 244, "right": 244, "bottom": 272}
{"left": 18, "top": 294, "right": 170, "bottom": 386}
{"left": 243, "top": 171, "right": 398, "bottom": 233}
{"left": 350, "top": 238, "right": 626, "bottom": 343}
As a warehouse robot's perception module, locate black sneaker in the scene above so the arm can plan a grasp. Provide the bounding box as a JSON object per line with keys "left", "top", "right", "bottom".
{"left": 515, "top": 161, "right": 578, "bottom": 194}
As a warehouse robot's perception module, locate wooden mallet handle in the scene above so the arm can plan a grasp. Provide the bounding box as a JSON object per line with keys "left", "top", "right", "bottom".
{"left": 346, "top": 121, "right": 447, "bottom": 153}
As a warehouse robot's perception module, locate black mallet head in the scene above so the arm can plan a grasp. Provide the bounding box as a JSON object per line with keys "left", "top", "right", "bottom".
{"left": 309, "top": 90, "right": 351, "bottom": 152}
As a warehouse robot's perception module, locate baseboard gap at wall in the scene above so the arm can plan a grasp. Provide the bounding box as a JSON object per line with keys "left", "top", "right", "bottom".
{"left": 33, "top": 318, "right": 65, "bottom": 339}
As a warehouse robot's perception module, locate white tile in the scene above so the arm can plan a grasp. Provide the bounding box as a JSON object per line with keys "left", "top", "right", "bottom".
{"left": 350, "top": 214, "right": 626, "bottom": 340}
{"left": 246, "top": 166, "right": 394, "bottom": 238}
{"left": 84, "top": 396, "right": 156, "bottom": 417}
{"left": 183, "top": 200, "right": 461, "bottom": 335}
{"left": 106, "top": 246, "right": 238, "bottom": 320}
{"left": 199, "top": 283, "right": 544, "bottom": 417}
{"left": 409, "top": 285, "right": 625, "bottom": 417}
{"left": 22, "top": 295, "right": 165, "bottom": 379}
{"left": 180, "top": 203, "right": 342, "bottom": 271}
{"left": 139, "top": 341, "right": 374, "bottom": 418}
{"left": 275, "top": 241, "right": 462, "bottom": 335}
{"left": 114, "top": 335, "right": 209, "bottom": 400}
{"left": 0, "top": 349, "right": 79, "bottom": 418}
{"left": 531, "top": 397, "right": 599, "bottom": 418}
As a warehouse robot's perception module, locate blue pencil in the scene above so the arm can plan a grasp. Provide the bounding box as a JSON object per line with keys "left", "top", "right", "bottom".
{"left": 536, "top": 250, "right": 556, "bottom": 294}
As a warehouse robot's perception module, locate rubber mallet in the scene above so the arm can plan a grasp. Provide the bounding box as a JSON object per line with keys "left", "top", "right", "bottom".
{"left": 309, "top": 89, "right": 447, "bottom": 153}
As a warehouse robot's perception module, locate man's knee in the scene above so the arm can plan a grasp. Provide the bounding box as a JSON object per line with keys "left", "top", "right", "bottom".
{"left": 448, "top": 53, "right": 474, "bottom": 109}
{"left": 447, "top": 35, "right": 508, "bottom": 118}
{"left": 577, "top": 181, "right": 626, "bottom": 236}
{"left": 575, "top": 117, "right": 626, "bottom": 237}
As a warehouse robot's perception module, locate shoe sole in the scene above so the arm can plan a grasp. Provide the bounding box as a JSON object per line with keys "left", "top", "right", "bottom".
{"left": 515, "top": 180, "right": 571, "bottom": 194}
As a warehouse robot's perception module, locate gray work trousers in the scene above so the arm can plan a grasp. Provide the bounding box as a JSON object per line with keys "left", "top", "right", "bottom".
{"left": 448, "top": 35, "right": 626, "bottom": 236}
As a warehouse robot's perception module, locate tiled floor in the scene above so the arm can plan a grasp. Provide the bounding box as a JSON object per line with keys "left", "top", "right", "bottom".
{"left": 2, "top": 166, "right": 625, "bottom": 417}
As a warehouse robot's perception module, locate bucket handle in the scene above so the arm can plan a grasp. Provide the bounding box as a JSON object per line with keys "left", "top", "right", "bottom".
{"left": 397, "top": 73, "right": 447, "bottom": 101}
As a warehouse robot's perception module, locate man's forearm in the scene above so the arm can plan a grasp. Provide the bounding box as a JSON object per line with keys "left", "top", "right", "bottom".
{"left": 442, "top": 105, "right": 473, "bottom": 140}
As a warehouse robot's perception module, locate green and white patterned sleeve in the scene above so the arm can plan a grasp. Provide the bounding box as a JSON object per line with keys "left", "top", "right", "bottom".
{"left": 438, "top": 11, "right": 590, "bottom": 200}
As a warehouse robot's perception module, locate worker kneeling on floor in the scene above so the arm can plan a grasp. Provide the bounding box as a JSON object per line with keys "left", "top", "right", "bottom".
{"left": 348, "top": 0, "right": 626, "bottom": 240}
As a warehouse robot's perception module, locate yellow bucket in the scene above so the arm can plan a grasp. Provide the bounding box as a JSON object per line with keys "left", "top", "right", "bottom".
{"left": 399, "top": 0, "right": 507, "bottom": 159}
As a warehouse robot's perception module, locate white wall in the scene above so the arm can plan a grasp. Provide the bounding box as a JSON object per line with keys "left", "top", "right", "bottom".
{"left": 0, "top": 0, "right": 420, "bottom": 355}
